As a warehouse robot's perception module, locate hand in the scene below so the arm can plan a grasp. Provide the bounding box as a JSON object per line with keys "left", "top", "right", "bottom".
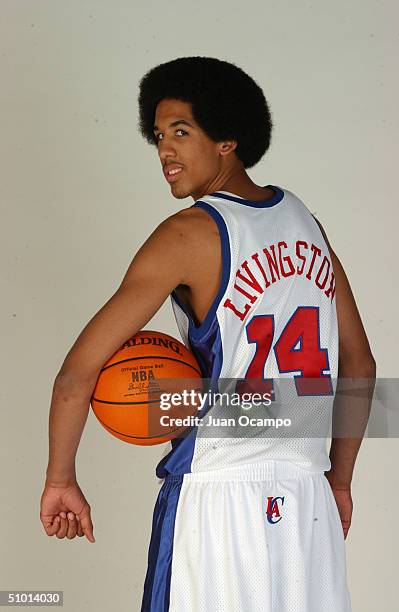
{"left": 325, "top": 473, "right": 353, "bottom": 540}
{"left": 40, "top": 480, "right": 95, "bottom": 543}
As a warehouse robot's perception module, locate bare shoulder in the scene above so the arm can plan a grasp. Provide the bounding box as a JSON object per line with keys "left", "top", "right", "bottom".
{"left": 170, "top": 206, "right": 221, "bottom": 288}
{"left": 141, "top": 206, "right": 217, "bottom": 265}
{"left": 172, "top": 205, "right": 219, "bottom": 231}
{"left": 171, "top": 206, "right": 220, "bottom": 250}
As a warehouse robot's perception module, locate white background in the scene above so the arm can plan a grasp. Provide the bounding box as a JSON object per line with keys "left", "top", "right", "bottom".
{"left": 0, "top": 1, "right": 397, "bottom": 610}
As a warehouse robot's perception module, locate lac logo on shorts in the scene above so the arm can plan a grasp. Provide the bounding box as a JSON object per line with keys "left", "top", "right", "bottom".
{"left": 266, "top": 496, "right": 285, "bottom": 524}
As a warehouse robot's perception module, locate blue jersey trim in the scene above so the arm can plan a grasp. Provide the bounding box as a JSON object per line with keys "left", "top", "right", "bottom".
{"left": 208, "top": 184, "right": 284, "bottom": 208}
{"left": 155, "top": 322, "right": 224, "bottom": 478}
{"left": 171, "top": 201, "right": 231, "bottom": 341}
{"left": 141, "top": 475, "right": 183, "bottom": 610}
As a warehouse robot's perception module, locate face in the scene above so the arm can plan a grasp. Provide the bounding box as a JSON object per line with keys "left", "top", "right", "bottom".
{"left": 153, "top": 98, "right": 236, "bottom": 201}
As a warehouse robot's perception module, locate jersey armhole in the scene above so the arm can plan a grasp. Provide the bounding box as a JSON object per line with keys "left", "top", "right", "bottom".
{"left": 171, "top": 201, "right": 231, "bottom": 341}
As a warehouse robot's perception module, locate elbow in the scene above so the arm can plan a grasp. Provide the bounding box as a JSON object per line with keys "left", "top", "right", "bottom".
{"left": 53, "top": 369, "right": 98, "bottom": 398}
{"left": 338, "top": 351, "right": 377, "bottom": 379}
{"left": 362, "top": 351, "right": 377, "bottom": 379}
{"left": 54, "top": 369, "right": 79, "bottom": 388}
{"left": 368, "top": 354, "right": 377, "bottom": 379}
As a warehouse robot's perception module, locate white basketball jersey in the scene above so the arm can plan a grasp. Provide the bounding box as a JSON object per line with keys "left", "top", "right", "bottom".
{"left": 156, "top": 184, "right": 338, "bottom": 478}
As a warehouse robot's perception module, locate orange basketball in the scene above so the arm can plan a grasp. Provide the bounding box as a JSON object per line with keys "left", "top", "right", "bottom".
{"left": 90, "top": 330, "right": 203, "bottom": 445}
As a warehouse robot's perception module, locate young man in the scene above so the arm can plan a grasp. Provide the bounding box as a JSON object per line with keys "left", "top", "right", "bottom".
{"left": 41, "top": 57, "right": 376, "bottom": 611}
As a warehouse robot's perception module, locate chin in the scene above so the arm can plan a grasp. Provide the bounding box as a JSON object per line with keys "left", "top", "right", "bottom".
{"left": 170, "top": 184, "right": 192, "bottom": 200}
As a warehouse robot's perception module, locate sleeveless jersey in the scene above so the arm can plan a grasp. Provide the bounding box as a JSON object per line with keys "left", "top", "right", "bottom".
{"left": 156, "top": 184, "right": 338, "bottom": 478}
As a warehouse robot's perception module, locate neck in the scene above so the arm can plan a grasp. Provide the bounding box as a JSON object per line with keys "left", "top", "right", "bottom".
{"left": 193, "top": 170, "right": 270, "bottom": 202}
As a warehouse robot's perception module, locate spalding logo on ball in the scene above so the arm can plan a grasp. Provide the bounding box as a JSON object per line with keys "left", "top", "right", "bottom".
{"left": 90, "top": 330, "right": 203, "bottom": 445}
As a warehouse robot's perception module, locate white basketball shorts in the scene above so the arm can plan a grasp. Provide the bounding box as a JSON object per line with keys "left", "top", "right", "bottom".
{"left": 141, "top": 460, "right": 352, "bottom": 611}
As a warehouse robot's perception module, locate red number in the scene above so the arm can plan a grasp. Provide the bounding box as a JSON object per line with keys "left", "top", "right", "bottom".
{"left": 236, "top": 306, "right": 333, "bottom": 398}
{"left": 236, "top": 315, "right": 275, "bottom": 399}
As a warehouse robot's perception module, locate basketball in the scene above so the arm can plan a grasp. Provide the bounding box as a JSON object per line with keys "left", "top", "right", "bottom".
{"left": 90, "top": 330, "right": 203, "bottom": 445}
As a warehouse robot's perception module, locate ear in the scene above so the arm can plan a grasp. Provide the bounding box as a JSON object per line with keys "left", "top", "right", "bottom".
{"left": 219, "top": 140, "right": 238, "bottom": 156}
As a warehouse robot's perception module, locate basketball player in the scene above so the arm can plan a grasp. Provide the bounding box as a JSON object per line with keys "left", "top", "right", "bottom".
{"left": 40, "top": 57, "right": 376, "bottom": 611}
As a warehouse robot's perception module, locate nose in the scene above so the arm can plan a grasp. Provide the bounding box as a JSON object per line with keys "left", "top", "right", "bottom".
{"left": 158, "top": 138, "right": 178, "bottom": 163}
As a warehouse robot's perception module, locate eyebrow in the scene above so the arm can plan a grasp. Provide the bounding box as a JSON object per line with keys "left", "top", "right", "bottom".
{"left": 153, "top": 119, "right": 194, "bottom": 133}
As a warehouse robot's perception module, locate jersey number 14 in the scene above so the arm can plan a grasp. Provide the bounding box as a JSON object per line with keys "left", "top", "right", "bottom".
{"left": 236, "top": 306, "right": 334, "bottom": 398}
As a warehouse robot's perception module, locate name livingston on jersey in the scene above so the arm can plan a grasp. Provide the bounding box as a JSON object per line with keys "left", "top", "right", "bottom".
{"left": 224, "top": 239, "right": 335, "bottom": 321}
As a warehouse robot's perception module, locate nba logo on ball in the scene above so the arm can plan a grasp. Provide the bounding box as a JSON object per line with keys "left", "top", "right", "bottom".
{"left": 90, "top": 330, "right": 203, "bottom": 445}
{"left": 266, "top": 496, "right": 285, "bottom": 524}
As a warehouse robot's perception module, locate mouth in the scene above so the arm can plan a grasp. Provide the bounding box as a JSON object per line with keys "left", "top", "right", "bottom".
{"left": 164, "top": 166, "right": 184, "bottom": 183}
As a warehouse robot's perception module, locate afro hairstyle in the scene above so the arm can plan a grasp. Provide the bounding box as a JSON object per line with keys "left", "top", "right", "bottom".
{"left": 137, "top": 56, "right": 274, "bottom": 169}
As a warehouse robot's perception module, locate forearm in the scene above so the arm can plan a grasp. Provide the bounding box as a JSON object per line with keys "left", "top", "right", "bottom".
{"left": 327, "top": 357, "right": 376, "bottom": 487}
{"left": 45, "top": 377, "right": 95, "bottom": 486}
{"left": 328, "top": 438, "right": 364, "bottom": 488}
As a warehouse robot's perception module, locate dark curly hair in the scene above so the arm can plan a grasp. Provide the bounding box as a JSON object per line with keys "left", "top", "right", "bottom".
{"left": 137, "top": 56, "right": 274, "bottom": 169}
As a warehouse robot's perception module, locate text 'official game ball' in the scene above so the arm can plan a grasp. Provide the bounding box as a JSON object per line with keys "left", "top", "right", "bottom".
{"left": 90, "top": 330, "right": 203, "bottom": 445}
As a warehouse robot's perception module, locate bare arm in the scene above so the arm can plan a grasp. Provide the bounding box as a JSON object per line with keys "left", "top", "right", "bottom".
{"left": 313, "top": 216, "right": 376, "bottom": 486}
{"left": 46, "top": 211, "right": 195, "bottom": 486}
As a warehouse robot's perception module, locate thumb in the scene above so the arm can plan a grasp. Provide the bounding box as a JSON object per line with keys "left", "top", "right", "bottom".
{"left": 78, "top": 513, "right": 95, "bottom": 543}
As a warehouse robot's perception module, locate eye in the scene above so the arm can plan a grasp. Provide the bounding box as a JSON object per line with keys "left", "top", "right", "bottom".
{"left": 155, "top": 129, "right": 187, "bottom": 142}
